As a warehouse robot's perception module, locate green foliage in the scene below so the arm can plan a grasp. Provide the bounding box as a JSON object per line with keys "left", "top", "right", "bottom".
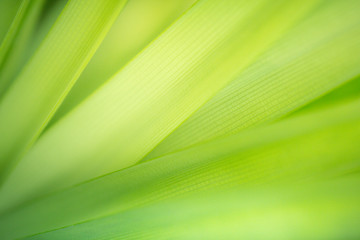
{"left": 0, "top": 0, "right": 359, "bottom": 239}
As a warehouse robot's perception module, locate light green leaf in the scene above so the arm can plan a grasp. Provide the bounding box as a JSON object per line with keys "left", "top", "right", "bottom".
{"left": 0, "top": 0, "right": 322, "bottom": 210}
{"left": 0, "top": 0, "right": 31, "bottom": 74}
{"left": 288, "top": 75, "right": 360, "bottom": 116}
{"left": 145, "top": 0, "right": 360, "bottom": 160}
{"left": 1, "top": 97, "right": 359, "bottom": 239}
{"left": 0, "top": 0, "right": 22, "bottom": 42}
{"left": 0, "top": 0, "right": 127, "bottom": 181}
{"left": 49, "top": 0, "right": 197, "bottom": 126}
{"left": 25, "top": 177, "right": 360, "bottom": 240}
{"left": 0, "top": 0, "right": 45, "bottom": 97}
{"left": 1, "top": 1, "right": 359, "bottom": 239}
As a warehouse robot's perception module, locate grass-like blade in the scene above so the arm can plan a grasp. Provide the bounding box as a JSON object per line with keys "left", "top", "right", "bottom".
{"left": 49, "top": 0, "right": 197, "bottom": 126}
{"left": 0, "top": 0, "right": 127, "bottom": 181}
{"left": 145, "top": 0, "right": 360, "bottom": 160}
{"left": 0, "top": 0, "right": 45, "bottom": 97}
{"left": 1, "top": 97, "right": 359, "bottom": 239}
{"left": 0, "top": 0, "right": 321, "bottom": 210}
{"left": 26, "top": 178, "right": 360, "bottom": 240}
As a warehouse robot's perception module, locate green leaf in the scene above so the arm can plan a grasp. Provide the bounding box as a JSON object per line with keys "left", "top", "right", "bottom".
{"left": 144, "top": 0, "right": 360, "bottom": 160}
{"left": 288, "top": 75, "right": 360, "bottom": 116}
{"left": 1, "top": 97, "right": 359, "bottom": 239}
{"left": 49, "top": 0, "right": 197, "bottom": 127}
{"left": 0, "top": 0, "right": 45, "bottom": 97}
{"left": 25, "top": 177, "right": 360, "bottom": 240}
{"left": 0, "top": 0, "right": 22, "bottom": 42}
{"left": 0, "top": 0, "right": 127, "bottom": 181}
{"left": 1, "top": 1, "right": 360, "bottom": 239}
{"left": 0, "top": 0, "right": 322, "bottom": 210}
{"left": 0, "top": 0, "right": 32, "bottom": 76}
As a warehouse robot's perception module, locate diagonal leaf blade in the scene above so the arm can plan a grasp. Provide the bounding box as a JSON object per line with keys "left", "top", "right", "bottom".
{"left": 1, "top": 98, "right": 359, "bottom": 239}
{"left": 0, "top": 0, "right": 127, "bottom": 181}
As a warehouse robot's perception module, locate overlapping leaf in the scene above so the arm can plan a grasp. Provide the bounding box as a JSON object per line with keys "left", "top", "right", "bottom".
{"left": 0, "top": 0, "right": 359, "bottom": 239}
{"left": 0, "top": 0, "right": 45, "bottom": 96}
{"left": 0, "top": 0, "right": 127, "bottom": 181}
{"left": 1, "top": 98, "right": 359, "bottom": 239}
{"left": 145, "top": 0, "right": 360, "bottom": 160}
{"left": 26, "top": 178, "right": 360, "bottom": 240}
{"left": 1, "top": 0, "right": 321, "bottom": 210}
{"left": 49, "top": 0, "right": 197, "bottom": 126}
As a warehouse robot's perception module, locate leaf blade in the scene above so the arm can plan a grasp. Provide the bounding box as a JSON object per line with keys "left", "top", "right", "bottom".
{"left": 0, "top": 0, "right": 127, "bottom": 181}
{"left": 1, "top": 97, "right": 359, "bottom": 239}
